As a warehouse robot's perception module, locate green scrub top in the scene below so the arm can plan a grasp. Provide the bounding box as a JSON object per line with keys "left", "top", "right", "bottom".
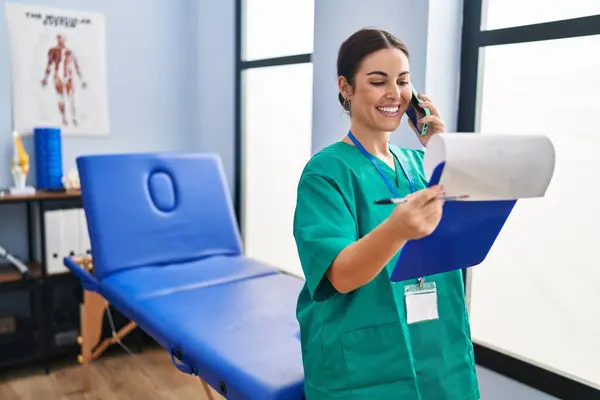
{"left": 293, "top": 141, "right": 480, "bottom": 400}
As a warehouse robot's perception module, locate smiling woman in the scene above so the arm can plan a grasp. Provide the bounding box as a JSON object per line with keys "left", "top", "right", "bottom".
{"left": 337, "top": 31, "right": 410, "bottom": 124}
{"left": 292, "top": 28, "right": 480, "bottom": 399}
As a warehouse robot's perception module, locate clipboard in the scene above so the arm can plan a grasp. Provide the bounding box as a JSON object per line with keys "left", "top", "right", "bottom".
{"left": 389, "top": 132, "right": 556, "bottom": 282}
{"left": 390, "top": 161, "right": 517, "bottom": 282}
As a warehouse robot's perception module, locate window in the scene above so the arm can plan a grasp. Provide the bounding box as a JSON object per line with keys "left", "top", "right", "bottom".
{"left": 472, "top": 34, "right": 600, "bottom": 389}
{"left": 242, "top": 0, "right": 315, "bottom": 61}
{"left": 482, "top": 0, "right": 600, "bottom": 30}
{"left": 459, "top": 2, "right": 600, "bottom": 398}
{"left": 241, "top": 64, "right": 313, "bottom": 276}
{"left": 235, "top": 0, "right": 313, "bottom": 277}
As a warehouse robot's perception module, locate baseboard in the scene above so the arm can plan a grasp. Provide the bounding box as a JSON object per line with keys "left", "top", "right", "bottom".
{"left": 473, "top": 343, "right": 599, "bottom": 400}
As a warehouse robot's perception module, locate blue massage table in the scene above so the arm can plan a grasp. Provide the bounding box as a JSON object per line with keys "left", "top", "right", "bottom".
{"left": 63, "top": 152, "right": 306, "bottom": 399}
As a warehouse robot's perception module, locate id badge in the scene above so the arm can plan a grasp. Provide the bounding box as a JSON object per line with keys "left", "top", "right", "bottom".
{"left": 404, "top": 280, "right": 439, "bottom": 324}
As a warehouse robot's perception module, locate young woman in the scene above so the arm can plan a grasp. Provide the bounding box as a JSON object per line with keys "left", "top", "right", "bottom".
{"left": 293, "top": 28, "right": 480, "bottom": 399}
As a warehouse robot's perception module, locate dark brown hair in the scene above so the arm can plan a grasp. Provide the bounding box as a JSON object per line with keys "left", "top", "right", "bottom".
{"left": 337, "top": 28, "right": 409, "bottom": 111}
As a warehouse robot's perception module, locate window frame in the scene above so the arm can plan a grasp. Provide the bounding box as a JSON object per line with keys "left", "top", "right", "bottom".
{"left": 457, "top": 1, "right": 600, "bottom": 398}
{"left": 234, "top": 0, "right": 312, "bottom": 235}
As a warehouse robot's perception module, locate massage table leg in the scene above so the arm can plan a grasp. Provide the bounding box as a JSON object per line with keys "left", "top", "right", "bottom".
{"left": 78, "top": 290, "right": 106, "bottom": 391}
{"left": 78, "top": 289, "right": 139, "bottom": 390}
{"left": 74, "top": 256, "right": 139, "bottom": 391}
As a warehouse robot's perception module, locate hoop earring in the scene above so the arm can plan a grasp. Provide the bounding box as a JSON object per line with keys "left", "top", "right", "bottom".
{"left": 343, "top": 98, "right": 351, "bottom": 112}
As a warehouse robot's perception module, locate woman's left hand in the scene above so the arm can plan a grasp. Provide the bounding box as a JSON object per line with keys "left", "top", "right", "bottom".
{"left": 407, "top": 93, "right": 445, "bottom": 147}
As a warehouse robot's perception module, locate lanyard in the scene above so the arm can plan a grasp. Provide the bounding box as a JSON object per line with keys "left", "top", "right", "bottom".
{"left": 347, "top": 130, "right": 416, "bottom": 196}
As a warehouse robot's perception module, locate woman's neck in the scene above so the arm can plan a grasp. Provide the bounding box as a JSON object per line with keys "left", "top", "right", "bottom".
{"left": 346, "top": 123, "right": 391, "bottom": 158}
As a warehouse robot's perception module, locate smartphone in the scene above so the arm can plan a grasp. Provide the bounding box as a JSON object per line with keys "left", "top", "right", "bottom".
{"left": 405, "top": 83, "right": 430, "bottom": 136}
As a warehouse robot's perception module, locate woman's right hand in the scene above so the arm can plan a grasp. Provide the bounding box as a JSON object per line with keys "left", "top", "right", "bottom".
{"left": 388, "top": 185, "right": 444, "bottom": 240}
{"left": 324, "top": 185, "right": 444, "bottom": 294}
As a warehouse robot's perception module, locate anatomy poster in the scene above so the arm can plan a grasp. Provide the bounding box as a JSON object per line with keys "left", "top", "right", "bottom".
{"left": 5, "top": 3, "right": 110, "bottom": 136}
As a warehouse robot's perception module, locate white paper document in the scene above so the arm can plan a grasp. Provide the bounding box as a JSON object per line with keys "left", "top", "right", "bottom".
{"left": 423, "top": 133, "right": 556, "bottom": 201}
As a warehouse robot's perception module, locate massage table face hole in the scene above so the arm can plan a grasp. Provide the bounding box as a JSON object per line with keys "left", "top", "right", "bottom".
{"left": 147, "top": 169, "right": 178, "bottom": 213}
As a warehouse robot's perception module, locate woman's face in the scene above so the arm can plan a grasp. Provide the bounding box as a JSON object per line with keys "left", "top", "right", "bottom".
{"left": 341, "top": 47, "right": 412, "bottom": 133}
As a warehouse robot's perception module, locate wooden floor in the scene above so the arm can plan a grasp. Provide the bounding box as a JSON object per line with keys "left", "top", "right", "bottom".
{"left": 0, "top": 347, "right": 223, "bottom": 400}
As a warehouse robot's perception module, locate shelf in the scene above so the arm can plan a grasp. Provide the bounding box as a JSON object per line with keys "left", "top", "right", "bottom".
{"left": 0, "top": 350, "right": 43, "bottom": 369}
{"left": 0, "top": 328, "right": 42, "bottom": 368}
{"left": 0, "top": 261, "right": 42, "bottom": 284}
{"left": 0, "top": 189, "right": 81, "bottom": 204}
{"left": 0, "top": 187, "right": 86, "bottom": 373}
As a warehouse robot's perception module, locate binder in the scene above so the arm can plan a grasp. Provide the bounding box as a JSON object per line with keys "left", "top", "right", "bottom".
{"left": 44, "top": 208, "right": 91, "bottom": 275}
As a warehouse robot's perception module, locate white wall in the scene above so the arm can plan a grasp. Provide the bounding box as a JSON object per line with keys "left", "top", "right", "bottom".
{"left": 196, "top": 0, "right": 236, "bottom": 195}
{"left": 312, "top": 0, "right": 464, "bottom": 153}
{"left": 425, "top": 0, "right": 464, "bottom": 133}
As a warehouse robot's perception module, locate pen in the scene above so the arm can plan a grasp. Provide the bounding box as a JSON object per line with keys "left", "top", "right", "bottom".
{"left": 374, "top": 194, "right": 470, "bottom": 205}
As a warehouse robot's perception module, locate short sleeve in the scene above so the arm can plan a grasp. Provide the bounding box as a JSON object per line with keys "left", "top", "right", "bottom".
{"left": 293, "top": 174, "right": 357, "bottom": 301}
